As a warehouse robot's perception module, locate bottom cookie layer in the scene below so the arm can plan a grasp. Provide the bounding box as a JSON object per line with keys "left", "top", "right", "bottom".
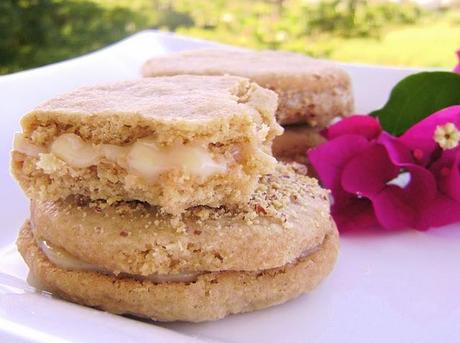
{"left": 272, "top": 125, "right": 325, "bottom": 166}
{"left": 17, "top": 221, "right": 339, "bottom": 322}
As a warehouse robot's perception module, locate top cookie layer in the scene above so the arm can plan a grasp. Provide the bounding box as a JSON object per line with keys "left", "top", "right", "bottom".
{"left": 142, "top": 49, "right": 354, "bottom": 126}
{"left": 20, "top": 75, "right": 280, "bottom": 145}
{"left": 12, "top": 76, "right": 282, "bottom": 212}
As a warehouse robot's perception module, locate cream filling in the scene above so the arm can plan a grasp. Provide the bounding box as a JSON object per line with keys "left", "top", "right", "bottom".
{"left": 14, "top": 133, "right": 227, "bottom": 180}
{"left": 38, "top": 238, "right": 322, "bottom": 284}
{"left": 14, "top": 133, "right": 46, "bottom": 157}
{"left": 38, "top": 239, "right": 200, "bottom": 283}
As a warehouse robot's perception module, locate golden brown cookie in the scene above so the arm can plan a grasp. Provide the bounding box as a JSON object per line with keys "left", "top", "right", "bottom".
{"left": 11, "top": 75, "right": 282, "bottom": 214}
{"left": 29, "top": 163, "right": 334, "bottom": 275}
{"left": 18, "top": 221, "right": 339, "bottom": 322}
{"left": 17, "top": 163, "right": 339, "bottom": 322}
{"left": 142, "top": 49, "right": 354, "bottom": 127}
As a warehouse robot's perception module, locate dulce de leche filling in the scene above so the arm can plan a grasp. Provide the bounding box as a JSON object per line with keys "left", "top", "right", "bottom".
{"left": 14, "top": 133, "right": 228, "bottom": 180}
{"left": 37, "top": 237, "right": 322, "bottom": 284}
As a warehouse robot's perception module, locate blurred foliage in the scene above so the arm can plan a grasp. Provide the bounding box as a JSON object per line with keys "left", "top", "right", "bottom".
{"left": 0, "top": 0, "right": 459, "bottom": 74}
{"left": 173, "top": 0, "right": 424, "bottom": 56}
{"left": 306, "top": 0, "right": 421, "bottom": 38}
{"left": 0, "top": 0, "right": 149, "bottom": 74}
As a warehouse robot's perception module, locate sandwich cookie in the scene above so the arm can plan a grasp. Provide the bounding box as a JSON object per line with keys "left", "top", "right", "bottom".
{"left": 142, "top": 49, "right": 354, "bottom": 127}
{"left": 12, "top": 75, "right": 282, "bottom": 214}
{"left": 18, "top": 163, "right": 339, "bottom": 322}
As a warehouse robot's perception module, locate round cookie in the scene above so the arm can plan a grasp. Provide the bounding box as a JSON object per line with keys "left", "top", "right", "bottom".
{"left": 142, "top": 49, "right": 354, "bottom": 127}
{"left": 30, "top": 163, "right": 333, "bottom": 275}
{"left": 18, "top": 221, "right": 339, "bottom": 322}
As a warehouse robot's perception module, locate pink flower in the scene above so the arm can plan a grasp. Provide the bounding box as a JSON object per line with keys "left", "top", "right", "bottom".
{"left": 308, "top": 113, "right": 460, "bottom": 232}
{"left": 322, "top": 115, "right": 382, "bottom": 140}
{"left": 400, "top": 105, "right": 460, "bottom": 164}
{"left": 423, "top": 149, "right": 460, "bottom": 228}
{"left": 455, "top": 50, "right": 460, "bottom": 73}
{"left": 400, "top": 106, "right": 460, "bottom": 227}
{"left": 307, "top": 116, "right": 380, "bottom": 231}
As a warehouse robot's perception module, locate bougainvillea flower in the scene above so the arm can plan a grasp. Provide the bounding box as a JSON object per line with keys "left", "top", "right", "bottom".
{"left": 397, "top": 105, "right": 460, "bottom": 229}
{"left": 340, "top": 143, "right": 415, "bottom": 229}
{"left": 308, "top": 112, "right": 458, "bottom": 231}
{"left": 419, "top": 194, "right": 460, "bottom": 229}
{"left": 454, "top": 50, "right": 460, "bottom": 73}
{"left": 400, "top": 105, "right": 460, "bottom": 165}
{"left": 307, "top": 134, "right": 370, "bottom": 190}
{"left": 308, "top": 133, "right": 424, "bottom": 230}
{"left": 331, "top": 193, "right": 378, "bottom": 232}
{"left": 420, "top": 148, "right": 460, "bottom": 227}
{"left": 340, "top": 140, "right": 437, "bottom": 230}
{"left": 430, "top": 148, "right": 460, "bottom": 202}
{"left": 322, "top": 115, "right": 382, "bottom": 140}
{"left": 309, "top": 118, "right": 389, "bottom": 231}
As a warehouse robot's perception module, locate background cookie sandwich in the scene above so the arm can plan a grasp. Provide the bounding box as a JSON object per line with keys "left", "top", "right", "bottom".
{"left": 142, "top": 48, "right": 354, "bottom": 128}
{"left": 272, "top": 125, "right": 325, "bottom": 166}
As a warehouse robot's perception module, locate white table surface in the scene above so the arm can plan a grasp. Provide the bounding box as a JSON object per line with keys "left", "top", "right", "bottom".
{"left": 0, "top": 30, "right": 458, "bottom": 343}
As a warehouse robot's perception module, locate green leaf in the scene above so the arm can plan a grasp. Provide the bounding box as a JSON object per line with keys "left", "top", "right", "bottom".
{"left": 371, "top": 71, "right": 460, "bottom": 136}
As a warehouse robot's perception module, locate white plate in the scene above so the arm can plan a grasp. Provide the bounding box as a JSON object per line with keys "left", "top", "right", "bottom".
{"left": 0, "top": 31, "right": 459, "bottom": 343}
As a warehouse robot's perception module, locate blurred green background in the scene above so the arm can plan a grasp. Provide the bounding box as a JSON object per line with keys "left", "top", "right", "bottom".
{"left": 1, "top": 0, "right": 460, "bottom": 75}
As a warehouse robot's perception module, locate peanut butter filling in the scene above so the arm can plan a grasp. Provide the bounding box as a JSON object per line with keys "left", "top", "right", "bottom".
{"left": 14, "top": 133, "right": 228, "bottom": 181}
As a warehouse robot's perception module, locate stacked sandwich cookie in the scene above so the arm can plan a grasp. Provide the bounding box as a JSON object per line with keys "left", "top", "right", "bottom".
{"left": 142, "top": 49, "right": 354, "bottom": 166}
{"left": 12, "top": 75, "right": 339, "bottom": 322}
{"left": 12, "top": 76, "right": 281, "bottom": 213}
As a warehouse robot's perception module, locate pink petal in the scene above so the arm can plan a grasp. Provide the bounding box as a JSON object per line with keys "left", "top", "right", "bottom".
{"left": 340, "top": 140, "right": 438, "bottom": 230}
{"left": 400, "top": 105, "right": 460, "bottom": 164}
{"left": 341, "top": 144, "right": 399, "bottom": 196}
{"left": 369, "top": 164, "right": 438, "bottom": 230}
{"left": 308, "top": 135, "right": 369, "bottom": 189}
{"left": 331, "top": 194, "right": 379, "bottom": 232}
{"left": 431, "top": 149, "right": 460, "bottom": 202}
{"left": 403, "top": 165, "right": 438, "bottom": 207}
{"left": 371, "top": 186, "right": 416, "bottom": 229}
{"left": 417, "top": 194, "right": 460, "bottom": 230}
{"left": 378, "top": 133, "right": 438, "bottom": 207}
{"left": 377, "top": 132, "right": 414, "bottom": 165}
{"left": 322, "top": 115, "right": 382, "bottom": 140}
